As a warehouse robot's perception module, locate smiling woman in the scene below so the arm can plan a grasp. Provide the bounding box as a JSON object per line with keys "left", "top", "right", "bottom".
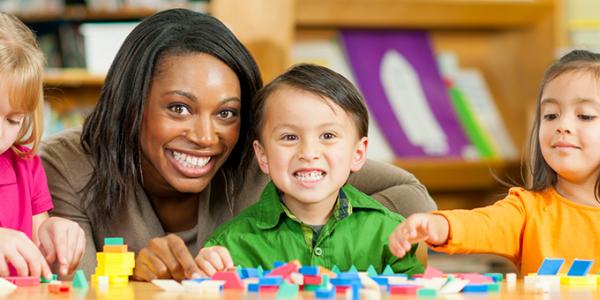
{"left": 39, "top": 8, "right": 436, "bottom": 281}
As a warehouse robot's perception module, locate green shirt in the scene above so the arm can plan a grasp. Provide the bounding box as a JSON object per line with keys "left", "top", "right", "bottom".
{"left": 204, "top": 182, "right": 424, "bottom": 274}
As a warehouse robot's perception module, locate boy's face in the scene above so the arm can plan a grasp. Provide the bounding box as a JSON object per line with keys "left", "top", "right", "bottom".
{"left": 253, "top": 86, "right": 368, "bottom": 210}
{"left": 0, "top": 80, "right": 25, "bottom": 154}
{"left": 539, "top": 71, "right": 600, "bottom": 186}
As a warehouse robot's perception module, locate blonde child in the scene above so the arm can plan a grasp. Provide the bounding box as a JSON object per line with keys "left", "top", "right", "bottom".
{"left": 389, "top": 49, "right": 600, "bottom": 275}
{"left": 195, "top": 64, "right": 423, "bottom": 275}
{"left": 0, "top": 12, "right": 85, "bottom": 278}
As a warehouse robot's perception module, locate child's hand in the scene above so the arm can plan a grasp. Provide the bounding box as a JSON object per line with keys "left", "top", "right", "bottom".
{"left": 195, "top": 246, "right": 234, "bottom": 276}
{"left": 388, "top": 213, "right": 449, "bottom": 258}
{"left": 37, "top": 217, "right": 85, "bottom": 276}
{"left": 0, "top": 227, "right": 52, "bottom": 278}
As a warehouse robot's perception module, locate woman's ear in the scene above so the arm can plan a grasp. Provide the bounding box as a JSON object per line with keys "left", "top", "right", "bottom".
{"left": 350, "top": 137, "right": 368, "bottom": 172}
{"left": 253, "top": 140, "right": 270, "bottom": 175}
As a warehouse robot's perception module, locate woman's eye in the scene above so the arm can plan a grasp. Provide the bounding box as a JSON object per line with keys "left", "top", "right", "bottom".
{"left": 168, "top": 104, "right": 191, "bottom": 115}
{"left": 218, "top": 109, "right": 238, "bottom": 120}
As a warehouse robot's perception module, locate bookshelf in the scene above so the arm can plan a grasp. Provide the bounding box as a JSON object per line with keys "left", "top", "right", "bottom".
{"left": 37, "top": 0, "right": 556, "bottom": 208}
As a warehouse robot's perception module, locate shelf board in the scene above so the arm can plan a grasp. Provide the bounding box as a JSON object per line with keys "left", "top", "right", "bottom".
{"left": 44, "top": 70, "right": 104, "bottom": 87}
{"left": 395, "top": 159, "right": 521, "bottom": 191}
{"left": 17, "top": 6, "right": 158, "bottom": 22}
{"left": 296, "top": 0, "right": 554, "bottom": 29}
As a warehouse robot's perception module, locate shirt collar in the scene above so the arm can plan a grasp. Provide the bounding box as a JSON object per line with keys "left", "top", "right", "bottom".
{"left": 255, "top": 182, "right": 385, "bottom": 230}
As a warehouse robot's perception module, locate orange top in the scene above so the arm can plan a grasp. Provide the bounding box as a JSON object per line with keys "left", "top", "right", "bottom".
{"left": 432, "top": 187, "right": 600, "bottom": 275}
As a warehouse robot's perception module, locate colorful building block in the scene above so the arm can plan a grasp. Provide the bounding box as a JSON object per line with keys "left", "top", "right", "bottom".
{"left": 211, "top": 271, "right": 244, "bottom": 289}
{"left": 4, "top": 276, "right": 39, "bottom": 286}
{"left": 72, "top": 269, "right": 88, "bottom": 289}
{"left": 537, "top": 258, "right": 565, "bottom": 275}
{"left": 567, "top": 259, "right": 593, "bottom": 276}
{"left": 103, "top": 237, "right": 124, "bottom": 245}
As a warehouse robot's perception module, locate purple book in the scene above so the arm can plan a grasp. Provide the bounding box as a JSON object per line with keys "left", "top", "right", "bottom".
{"left": 341, "top": 30, "right": 470, "bottom": 158}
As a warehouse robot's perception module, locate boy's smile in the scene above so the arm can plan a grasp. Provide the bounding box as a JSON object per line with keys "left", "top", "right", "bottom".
{"left": 253, "top": 85, "right": 367, "bottom": 224}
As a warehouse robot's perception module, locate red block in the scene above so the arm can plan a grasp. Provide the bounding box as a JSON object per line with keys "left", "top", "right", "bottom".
{"left": 335, "top": 286, "right": 350, "bottom": 294}
{"left": 4, "top": 276, "right": 40, "bottom": 286}
{"left": 423, "top": 266, "right": 445, "bottom": 279}
{"left": 210, "top": 271, "right": 244, "bottom": 289}
{"left": 303, "top": 275, "right": 322, "bottom": 285}
{"left": 269, "top": 262, "right": 299, "bottom": 278}
{"left": 390, "top": 285, "right": 420, "bottom": 295}
{"left": 259, "top": 286, "right": 279, "bottom": 293}
{"left": 48, "top": 284, "right": 61, "bottom": 293}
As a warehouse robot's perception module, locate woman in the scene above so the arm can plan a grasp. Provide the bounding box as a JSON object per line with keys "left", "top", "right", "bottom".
{"left": 40, "top": 9, "right": 436, "bottom": 281}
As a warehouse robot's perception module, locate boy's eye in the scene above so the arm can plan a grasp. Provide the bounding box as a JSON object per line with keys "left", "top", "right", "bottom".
{"left": 168, "top": 104, "right": 191, "bottom": 115}
{"left": 578, "top": 114, "right": 597, "bottom": 121}
{"left": 542, "top": 114, "right": 558, "bottom": 121}
{"left": 282, "top": 134, "right": 298, "bottom": 141}
{"left": 321, "top": 132, "right": 336, "bottom": 140}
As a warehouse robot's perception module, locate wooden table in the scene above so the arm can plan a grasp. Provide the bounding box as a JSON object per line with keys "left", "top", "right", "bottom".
{"left": 4, "top": 280, "right": 600, "bottom": 299}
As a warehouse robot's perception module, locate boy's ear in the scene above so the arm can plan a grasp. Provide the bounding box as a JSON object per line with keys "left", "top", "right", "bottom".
{"left": 350, "top": 137, "right": 368, "bottom": 172}
{"left": 253, "top": 140, "right": 270, "bottom": 175}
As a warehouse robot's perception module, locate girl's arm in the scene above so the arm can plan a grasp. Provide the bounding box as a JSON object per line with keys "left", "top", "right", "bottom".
{"left": 348, "top": 159, "right": 437, "bottom": 216}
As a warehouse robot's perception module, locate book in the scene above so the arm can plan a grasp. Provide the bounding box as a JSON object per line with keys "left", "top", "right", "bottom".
{"left": 341, "top": 30, "right": 471, "bottom": 158}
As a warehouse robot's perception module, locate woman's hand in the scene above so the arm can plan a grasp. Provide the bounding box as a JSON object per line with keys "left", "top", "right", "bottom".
{"left": 0, "top": 227, "right": 52, "bottom": 278}
{"left": 37, "top": 217, "right": 86, "bottom": 276}
{"left": 388, "top": 213, "right": 449, "bottom": 258}
{"left": 133, "top": 234, "right": 202, "bottom": 281}
{"left": 195, "top": 246, "right": 234, "bottom": 277}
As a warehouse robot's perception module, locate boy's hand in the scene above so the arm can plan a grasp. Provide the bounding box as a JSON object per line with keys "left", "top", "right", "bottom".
{"left": 0, "top": 227, "right": 52, "bottom": 278}
{"left": 388, "top": 213, "right": 449, "bottom": 258}
{"left": 195, "top": 246, "right": 234, "bottom": 276}
{"left": 134, "top": 234, "right": 202, "bottom": 281}
{"left": 37, "top": 217, "right": 85, "bottom": 276}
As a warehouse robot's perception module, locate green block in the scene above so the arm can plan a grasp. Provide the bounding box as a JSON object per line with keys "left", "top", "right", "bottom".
{"left": 257, "top": 265, "right": 264, "bottom": 277}
{"left": 40, "top": 274, "right": 56, "bottom": 283}
{"left": 348, "top": 265, "right": 358, "bottom": 273}
{"left": 319, "top": 275, "right": 330, "bottom": 289}
{"left": 303, "top": 284, "right": 320, "bottom": 291}
{"left": 417, "top": 288, "right": 437, "bottom": 297}
{"left": 52, "top": 274, "right": 58, "bottom": 281}
{"left": 104, "top": 237, "right": 124, "bottom": 245}
{"left": 331, "top": 265, "right": 341, "bottom": 275}
{"left": 487, "top": 283, "right": 501, "bottom": 292}
{"left": 72, "top": 269, "right": 89, "bottom": 289}
{"left": 276, "top": 282, "right": 299, "bottom": 299}
{"left": 366, "top": 265, "right": 378, "bottom": 277}
{"left": 382, "top": 265, "right": 394, "bottom": 276}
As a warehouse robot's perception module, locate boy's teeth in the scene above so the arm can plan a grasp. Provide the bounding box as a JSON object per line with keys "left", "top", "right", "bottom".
{"left": 172, "top": 150, "right": 210, "bottom": 168}
{"left": 295, "top": 171, "right": 324, "bottom": 181}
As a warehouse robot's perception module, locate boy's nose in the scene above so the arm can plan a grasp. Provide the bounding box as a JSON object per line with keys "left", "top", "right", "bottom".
{"left": 298, "top": 141, "right": 321, "bottom": 160}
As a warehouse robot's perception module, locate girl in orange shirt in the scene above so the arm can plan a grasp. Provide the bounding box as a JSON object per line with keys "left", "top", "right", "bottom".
{"left": 389, "top": 49, "right": 600, "bottom": 275}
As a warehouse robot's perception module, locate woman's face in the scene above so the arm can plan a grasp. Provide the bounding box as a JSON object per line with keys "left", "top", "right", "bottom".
{"left": 140, "top": 53, "right": 241, "bottom": 195}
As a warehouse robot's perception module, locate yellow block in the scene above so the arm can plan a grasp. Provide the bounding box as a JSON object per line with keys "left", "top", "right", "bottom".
{"left": 97, "top": 252, "right": 135, "bottom": 267}
{"left": 561, "top": 275, "right": 597, "bottom": 286}
{"left": 92, "top": 274, "right": 130, "bottom": 284}
{"left": 95, "top": 266, "right": 134, "bottom": 276}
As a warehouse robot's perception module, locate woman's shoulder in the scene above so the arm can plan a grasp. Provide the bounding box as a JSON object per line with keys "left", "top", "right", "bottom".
{"left": 39, "top": 127, "right": 94, "bottom": 192}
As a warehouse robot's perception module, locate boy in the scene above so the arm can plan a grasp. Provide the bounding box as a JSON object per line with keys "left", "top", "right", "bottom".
{"left": 197, "top": 64, "right": 423, "bottom": 275}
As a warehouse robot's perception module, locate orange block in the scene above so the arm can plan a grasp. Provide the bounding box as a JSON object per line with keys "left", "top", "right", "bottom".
{"left": 103, "top": 245, "right": 128, "bottom": 253}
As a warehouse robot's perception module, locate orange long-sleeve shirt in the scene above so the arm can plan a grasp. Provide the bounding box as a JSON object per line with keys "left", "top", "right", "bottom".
{"left": 432, "top": 187, "right": 600, "bottom": 275}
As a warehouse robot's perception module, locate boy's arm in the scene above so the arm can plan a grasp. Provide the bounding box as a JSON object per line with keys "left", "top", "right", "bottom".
{"left": 348, "top": 159, "right": 436, "bottom": 216}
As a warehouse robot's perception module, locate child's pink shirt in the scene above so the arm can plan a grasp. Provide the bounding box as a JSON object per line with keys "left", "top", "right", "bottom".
{"left": 0, "top": 146, "right": 53, "bottom": 238}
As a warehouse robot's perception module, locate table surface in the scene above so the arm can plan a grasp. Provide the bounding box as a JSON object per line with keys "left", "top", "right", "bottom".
{"left": 3, "top": 280, "right": 600, "bottom": 299}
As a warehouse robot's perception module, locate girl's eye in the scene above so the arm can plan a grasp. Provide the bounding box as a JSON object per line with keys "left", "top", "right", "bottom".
{"left": 168, "top": 104, "right": 191, "bottom": 115}
{"left": 542, "top": 114, "right": 557, "bottom": 121}
{"left": 282, "top": 134, "right": 298, "bottom": 141}
{"left": 321, "top": 132, "right": 336, "bottom": 140}
{"left": 218, "top": 109, "right": 238, "bottom": 120}
{"left": 7, "top": 115, "right": 24, "bottom": 125}
{"left": 578, "top": 114, "right": 597, "bottom": 121}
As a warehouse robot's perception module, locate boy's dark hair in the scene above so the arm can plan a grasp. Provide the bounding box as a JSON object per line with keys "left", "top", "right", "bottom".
{"left": 526, "top": 49, "right": 600, "bottom": 200}
{"left": 81, "top": 8, "right": 262, "bottom": 223}
{"left": 251, "top": 63, "right": 368, "bottom": 141}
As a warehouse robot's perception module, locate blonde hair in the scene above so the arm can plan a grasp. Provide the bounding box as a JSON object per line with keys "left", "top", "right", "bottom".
{"left": 0, "top": 12, "right": 45, "bottom": 157}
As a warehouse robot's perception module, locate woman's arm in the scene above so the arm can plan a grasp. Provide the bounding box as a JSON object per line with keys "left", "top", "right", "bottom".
{"left": 348, "top": 159, "right": 436, "bottom": 216}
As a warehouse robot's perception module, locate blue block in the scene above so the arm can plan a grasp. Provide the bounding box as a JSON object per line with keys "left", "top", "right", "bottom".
{"left": 370, "top": 276, "right": 389, "bottom": 286}
{"left": 567, "top": 259, "right": 594, "bottom": 276}
{"left": 351, "top": 284, "right": 360, "bottom": 300}
{"left": 248, "top": 283, "right": 259, "bottom": 293}
{"left": 273, "top": 261, "right": 286, "bottom": 268}
{"left": 463, "top": 284, "right": 488, "bottom": 293}
{"left": 299, "top": 266, "right": 319, "bottom": 276}
{"left": 537, "top": 258, "right": 565, "bottom": 275}
{"left": 191, "top": 278, "right": 209, "bottom": 283}
{"left": 338, "top": 272, "right": 360, "bottom": 280}
{"left": 315, "top": 288, "right": 336, "bottom": 299}
{"left": 241, "top": 268, "right": 260, "bottom": 279}
{"left": 259, "top": 276, "right": 284, "bottom": 286}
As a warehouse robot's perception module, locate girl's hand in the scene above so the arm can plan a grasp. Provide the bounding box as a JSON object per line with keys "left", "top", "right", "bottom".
{"left": 133, "top": 234, "right": 202, "bottom": 281}
{"left": 388, "top": 213, "right": 449, "bottom": 258}
{"left": 0, "top": 227, "right": 52, "bottom": 278}
{"left": 37, "top": 217, "right": 85, "bottom": 276}
{"left": 195, "top": 246, "right": 234, "bottom": 277}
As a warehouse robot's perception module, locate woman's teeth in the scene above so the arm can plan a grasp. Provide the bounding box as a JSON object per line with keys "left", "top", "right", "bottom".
{"left": 172, "top": 150, "right": 211, "bottom": 168}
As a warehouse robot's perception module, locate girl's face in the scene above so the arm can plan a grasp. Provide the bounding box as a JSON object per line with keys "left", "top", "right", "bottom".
{"left": 539, "top": 71, "right": 600, "bottom": 186}
{"left": 0, "top": 80, "right": 25, "bottom": 154}
{"left": 140, "top": 53, "right": 242, "bottom": 194}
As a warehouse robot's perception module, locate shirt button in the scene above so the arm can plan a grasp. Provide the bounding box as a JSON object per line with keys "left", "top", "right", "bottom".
{"left": 314, "top": 247, "right": 323, "bottom": 256}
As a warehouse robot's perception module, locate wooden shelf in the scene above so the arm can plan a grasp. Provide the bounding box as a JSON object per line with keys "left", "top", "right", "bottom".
{"left": 295, "top": 0, "right": 554, "bottom": 29}
{"left": 17, "top": 6, "right": 158, "bottom": 22}
{"left": 395, "top": 159, "right": 521, "bottom": 192}
{"left": 44, "top": 69, "right": 104, "bottom": 87}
